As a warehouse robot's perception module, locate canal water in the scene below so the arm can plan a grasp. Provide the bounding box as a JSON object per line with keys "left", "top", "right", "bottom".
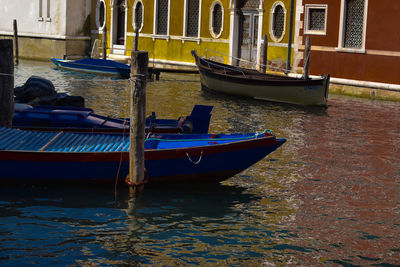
{"left": 0, "top": 60, "right": 399, "bottom": 266}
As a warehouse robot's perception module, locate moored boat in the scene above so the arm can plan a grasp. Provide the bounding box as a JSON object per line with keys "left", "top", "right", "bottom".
{"left": 192, "top": 50, "right": 330, "bottom": 107}
{"left": 0, "top": 127, "right": 286, "bottom": 184}
{"left": 12, "top": 104, "right": 213, "bottom": 134}
{"left": 51, "top": 58, "right": 131, "bottom": 78}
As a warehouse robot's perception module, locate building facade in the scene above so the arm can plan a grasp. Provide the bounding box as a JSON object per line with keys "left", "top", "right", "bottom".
{"left": 299, "top": 0, "right": 400, "bottom": 89}
{"left": 0, "top": 0, "right": 92, "bottom": 60}
{"left": 90, "top": 0, "right": 298, "bottom": 71}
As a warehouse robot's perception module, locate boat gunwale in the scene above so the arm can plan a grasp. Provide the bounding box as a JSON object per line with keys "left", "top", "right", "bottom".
{"left": 0, "top": 135, "right": 279, "bottom": 160}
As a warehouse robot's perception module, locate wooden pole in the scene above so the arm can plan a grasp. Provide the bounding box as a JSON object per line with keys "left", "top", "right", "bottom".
{"left": 13, "top": 19, "right": 19, "bottom": 65}
{"left": 0, "top": 40, "right": 14, "bottom": 128}
{"left": 260, "top": 34, "right": 268, "bottom": 73}
{"left": 133, "top": 25, "right": 139, "bottom": 52}
{"left": 102, "top": 25, "right": 107, "bottom": 60}
{"left": 129, "top": 50, "right": 148, "bottom": 193}
{"left": 303, "top": 36, "right": 311, "bottom": 80}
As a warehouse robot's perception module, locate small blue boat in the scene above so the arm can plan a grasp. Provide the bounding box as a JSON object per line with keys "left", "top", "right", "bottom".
{"left": 0, "top": 127, "right": 285, "bottom": 184}
{"left": 51, "top": 58, "right": 131, "bottom": 78}
{"left": 13, "top": 105, "right": 213, "bottom": 134}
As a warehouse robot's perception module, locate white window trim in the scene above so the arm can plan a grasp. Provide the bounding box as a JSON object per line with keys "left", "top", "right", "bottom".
{"left": 209, "top": 0, "right": 224, "bottom": 38}
{"left": 336, "top": 0, "right": 368, "bottom": 53}
{"left": 269, "top": 1, "right": 286, "bottom": 43}
{"left": 38, "top": 0, "right": 44, "bottom": 21}
{"left": 153, "top": 0, "right": 171, "bottom": 40}
{"left": 304, "top": 4, "right": 328, "bottom": 36}
{"left": 96, "top": 0, "right": 107, "bottom": 30}
{"left": 133, "top": 0, "right": 144, "bottom": 32}
{"left": 183, "top": 0, "right": 202, "bottom": 43}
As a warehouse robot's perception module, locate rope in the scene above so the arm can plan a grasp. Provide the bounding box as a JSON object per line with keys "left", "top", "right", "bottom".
{"left": 204, "top": 49, "right": 295, "bottom": 74}
{"left": 186, "top": 150, "right": 203, "bottom": 164}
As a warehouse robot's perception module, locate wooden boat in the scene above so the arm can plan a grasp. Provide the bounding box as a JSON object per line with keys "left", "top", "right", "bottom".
{"left": 0, "top": 127, "right": 286, "bottom": 184}
{"left": 192, "top": 50, "right": 330, "bottom": 107}
{"left": 12, "top": 104, "right": 213, "bottom": 134}
{"left": 51, "top": 58, "right": 131, "bottom": 78}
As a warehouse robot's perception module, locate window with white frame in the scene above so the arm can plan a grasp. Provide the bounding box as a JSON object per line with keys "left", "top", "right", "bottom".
{"left": 304, "top": 5, "right": 327, "bottom": 35}
{"left": 210, "top": 1, "right": 223, "bottom": 38}
{"left": 270, "top": 2, "right": 286, "bottom": 42}
{"left": 133, "top": 1, "right": 143, "bottom": 31}
{"left": 337, "top": 0, "right": 368, "bottom": 52}
{"left": 185, "top": 0, "right": 200, "bottom": 37}
{"left": 96, "top": 0, "right": 106, "bottom": 30}
{"left": 155, "top": 0, "right": 169, "bottom": 35}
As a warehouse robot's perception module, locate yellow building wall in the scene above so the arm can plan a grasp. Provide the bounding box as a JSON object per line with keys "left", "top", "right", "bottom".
{"left": 91, "top": 0, "right": 231, "bottom": 65}
{"left": 92, "top": 0, "right": 299, "bottom": 68}
{"left": 262, "top": 0, "right": 296, "bottom": 70}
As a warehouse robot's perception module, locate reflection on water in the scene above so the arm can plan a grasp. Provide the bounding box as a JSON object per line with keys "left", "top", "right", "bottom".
{"left": 1, "top": 60, "right": 398, "bottom": 265}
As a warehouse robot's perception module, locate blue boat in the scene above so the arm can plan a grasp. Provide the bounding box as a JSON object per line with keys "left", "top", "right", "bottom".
{"left": 13, "top": 104, "right": 213, "bottom": 134}
{"left": 51, "top": 58, "right": 131, "bottom": 78}
{"left": 0, "top": 127, "right": 285, "bottom": 184}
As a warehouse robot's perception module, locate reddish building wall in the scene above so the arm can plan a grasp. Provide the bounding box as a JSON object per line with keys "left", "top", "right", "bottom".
{"left": 299, "top": 0, "right": 400, "bottom": 85}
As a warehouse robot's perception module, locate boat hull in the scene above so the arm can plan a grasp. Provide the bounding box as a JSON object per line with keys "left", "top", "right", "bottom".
{"left": 192, "top": 51, "right": 329, "bottom": 107}
{"left": 0, "top": 127, "right": 285, "bottom": 184}
{"left": 51, "top": 58, "right": 131, "bottom": 78}
{"left": 0, "top": 137, "right": 285, "bottom": 184}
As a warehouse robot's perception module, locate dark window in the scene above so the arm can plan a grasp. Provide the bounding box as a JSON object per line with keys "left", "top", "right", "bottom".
{"left": 212, "top": 3, "right": 222, "bottom": 36}
{"left": 99, "top": 1, "right": 105, "bottom": 28}
{"left": 157, "top": 0, "right": 168, "bottom": 35}
{"left": 134, "top": 2, "right": 143, "bottom": 30}
{"left": 344, "top": 0, "right": 364, "bottom": 48}
{"left": 309, "top": 8, "right": 325, "bottom": 31}
{"left": 272, "top": 4, "right": 284, "bottom": 40}
{"left": 186, "top": 0, "right": 199, "bottom": 37}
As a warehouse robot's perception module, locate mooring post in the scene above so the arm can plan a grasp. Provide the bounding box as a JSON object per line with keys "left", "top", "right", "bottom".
{"left": 102, "top": 25, "right": 107, "bottom": 60}
{"left": 303, "top": 36, "right": 311, "bottom": 80}
{"left": 133, "top": 25, "right": 139, "bottom": 52}
{"left": 0, "top": 40, "right": 14, "bottom": 128}
{"left": 260, "top": 34, "right": 268, "bottom": 73}
{"left": 129, "top": 50, "right": 148, "bottom": 193}
{"left": 13, "top": 19, "right": 19, "bottom": 65}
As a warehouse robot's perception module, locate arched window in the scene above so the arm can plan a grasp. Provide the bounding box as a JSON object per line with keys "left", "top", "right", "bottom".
{"left": 270, "top": 2, "right": 286, "bottom": 42}
{"left": 210, "top": 1, "right": 223, "bottom": 38}
{"left": 96, "top": 0, "right": 106, "bottom": 30}
{"left": 133, "top": 0, "right": 144, "bottom": 31}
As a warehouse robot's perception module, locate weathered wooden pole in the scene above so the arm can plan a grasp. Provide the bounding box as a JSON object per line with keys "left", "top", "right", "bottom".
{"left": 0, "top": 40, "right": 14, "bottom": 128}
{"left": 13, "top": 19, "right": 19, "bottom": 65}
{"left": 260, "top": 34, "right": 268, "bottom": 73}
{"left": 303, "top": 36, "right": 311, "bottom": 80}
{"left": 102, "top": 25, "right": 107, "bottom": 60}
{"left": 133, "top": 24, "right": 139, "bottom": 52}
{"left": 128, "top": 50, "right": 148, "bottom": 193}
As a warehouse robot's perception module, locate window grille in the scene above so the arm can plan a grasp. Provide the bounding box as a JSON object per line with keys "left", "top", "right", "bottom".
{"left": 157, "top": 0, "right": 168, "bottom": 35}
{"left": 98, "top": 1, "right": 105, "bottom": 28}
{"left": 212, "top": 3, "right": 222, "bottom": 36}
{"left": 272, "top": 5, "right": 284, "bottom": 40}
{"left": 135, "top": 2, "right": 143, "bottom": 30}
{"left": 309, "top": 9, "right": 325, "bottom": 31}
{"left": 187, "top": 0, "right": 199, "bottom": 37}
{"left": 344, "top": 0, "right": 364, "bottom": 48}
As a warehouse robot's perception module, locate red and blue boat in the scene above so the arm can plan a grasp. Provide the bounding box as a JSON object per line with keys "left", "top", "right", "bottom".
{"left": 13, "top": 104, "right": 213, "bottom": 134}
{"left": 0, "top": 127, "right": 285, "bottom": 184}
{"left": 50, "top": 58, "right": 131, "bottom": 78}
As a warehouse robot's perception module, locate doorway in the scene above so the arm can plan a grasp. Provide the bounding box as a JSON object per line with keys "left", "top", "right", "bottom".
{"left": 112, "top": 0, "right": 126, "bottom": 55}
{"left": 238, "top": 11, "right": 259, "bottom": 68}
